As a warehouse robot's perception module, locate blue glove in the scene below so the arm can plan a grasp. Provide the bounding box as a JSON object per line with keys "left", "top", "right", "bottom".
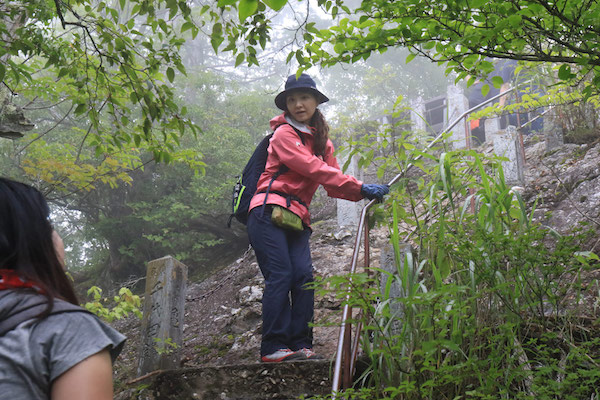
{"left": 361, "top": 184, "right": 390, "bottom": 201}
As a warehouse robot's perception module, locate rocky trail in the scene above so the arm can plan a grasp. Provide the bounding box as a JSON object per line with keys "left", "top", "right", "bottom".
{"left": 111, "top": 135, "right": 600, "bottom": 399}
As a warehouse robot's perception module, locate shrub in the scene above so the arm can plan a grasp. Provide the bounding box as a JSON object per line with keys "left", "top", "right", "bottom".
{"left": 314, "top": 125, "right": 599, "bottom": 399}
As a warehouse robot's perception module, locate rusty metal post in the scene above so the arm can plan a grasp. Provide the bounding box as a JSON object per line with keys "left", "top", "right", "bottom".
{"left": 341, "top": 312, "right": 353, "bottom": 389}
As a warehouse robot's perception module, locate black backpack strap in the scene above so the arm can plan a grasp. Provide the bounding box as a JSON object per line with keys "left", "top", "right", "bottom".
{"left": 0, "top": 297, "right": 90, "bottom": 336}
{"left": 257, "top": 190, "right": 308, "bottom": 208}
{"left": 259, "top": 124, "right": 308, "bottom": 217}
{"left": 259, "top": 166, "right": 288, "bottom": 218}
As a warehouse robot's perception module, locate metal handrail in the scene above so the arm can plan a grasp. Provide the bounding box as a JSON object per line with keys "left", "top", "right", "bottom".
{"left": 330, "top": 84, "right": 522, "bottom": 396}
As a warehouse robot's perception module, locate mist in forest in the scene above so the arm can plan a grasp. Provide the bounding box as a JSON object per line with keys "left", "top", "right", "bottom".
{"left": 0, "top": 1, "right": 452, "bottom": 290}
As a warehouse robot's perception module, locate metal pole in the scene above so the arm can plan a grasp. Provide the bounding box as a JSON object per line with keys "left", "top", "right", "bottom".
{"left": 331, "top": 83, "right": 525, "bottom": 397}
{"left": 331, "top": 205, "right": 370, "bottom": 395}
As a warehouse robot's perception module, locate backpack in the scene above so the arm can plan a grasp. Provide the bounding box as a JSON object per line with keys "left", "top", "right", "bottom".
{"left": 227, "top": 123, "right": 306, "bottom": 227}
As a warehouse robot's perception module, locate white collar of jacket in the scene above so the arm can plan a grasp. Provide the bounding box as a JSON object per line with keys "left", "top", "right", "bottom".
{"left": 284, "top": 115, "right": 313, "bottom": 135}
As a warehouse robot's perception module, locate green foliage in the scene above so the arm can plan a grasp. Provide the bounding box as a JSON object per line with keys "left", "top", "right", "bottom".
{"left": 84, "top": 286, "right": 142, "bottom": 322}
{"left": 69, "top": 71, "right": 274, "bottom": 281}
{"left": 311, "top": 119, "right": 599, "bottom": 398}
{"left": 1, "top": 0, "right": 201, "bottom": 191}
{"left": 153, "top": 337, "right": 179, "bottom": 355}
{"left": 205, "top": 0, "right": 600, "bottom": 96}
{"left": 1, "top": 67, "right": 276, "bottom": 282}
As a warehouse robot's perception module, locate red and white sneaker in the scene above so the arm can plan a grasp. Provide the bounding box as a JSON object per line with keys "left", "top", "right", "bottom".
{"left": 299, "top": 348, "right": 325, "bottom": 360}
{"left": 261, "top": 348, "right": 306, "bottom": 363}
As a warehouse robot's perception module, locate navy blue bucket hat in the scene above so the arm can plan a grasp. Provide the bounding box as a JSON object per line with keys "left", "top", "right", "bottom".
{"left": 275, "top": 73, "right": 329, "bottom": 110}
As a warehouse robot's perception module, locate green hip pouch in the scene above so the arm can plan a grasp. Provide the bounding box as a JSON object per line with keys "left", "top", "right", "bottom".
{"left": 271, "top": 205, "right": 304, "bottom": 231}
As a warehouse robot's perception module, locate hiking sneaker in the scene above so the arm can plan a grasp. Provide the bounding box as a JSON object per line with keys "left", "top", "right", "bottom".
{"left": 299, "top": 348, "right": 325, "bottom": 360}
{"left": 261, "top": 348, "right": 307, "bottom": 363}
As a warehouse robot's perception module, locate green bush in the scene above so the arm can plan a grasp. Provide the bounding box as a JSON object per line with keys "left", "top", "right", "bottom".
{"left": 314, "top": 125, "right": 599, "bottom": 399}
{"left": 84, "top": 286, "right": 142, "bottom": 323}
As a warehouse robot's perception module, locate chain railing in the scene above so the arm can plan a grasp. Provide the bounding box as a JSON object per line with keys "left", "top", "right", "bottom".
{"left": 330, "top": 85, "right": 522, "bottom": 397}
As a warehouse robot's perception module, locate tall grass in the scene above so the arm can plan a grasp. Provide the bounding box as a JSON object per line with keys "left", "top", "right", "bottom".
{"left": 315, "top": 124, "right": 599, "bottom": 399}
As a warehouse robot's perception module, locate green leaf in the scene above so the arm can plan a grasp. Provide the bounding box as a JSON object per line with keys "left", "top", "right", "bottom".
{"left": 333, "top": 42, "right": 345, "bottom": 54}
{"left": 166, "top": 67, "right": 175, "bottom": 83}
{"left": 235, "top": 52, "right": 245, "bottom": 67}
{"left": 481, "top": 84, "right": 490, "bottom": 97}
{"left": 212, "top": 23, "right": 223, "bottom": 34}
{"left": 508, "top": 14, "right": 522, "bottom": 27}
{"left": 175, "top": 61, "right": 187, "bottom": 76}
{"left": 211, "top": 35, "right": 224, "bottom": 53}
{"left": 558, "top": 64, "right": 575, "bottom": 80}
{"left": 167, "top": 0, "right": 178, "bottom": 19}
{"left": 158, "top": 19, "right": 169, "bottom": 33}
{"left": 0, "top": 64, "right": 5, "bottom": 82}
{"left": 115, "top": 37, "right": 125, "bottom": 50}
{"left": 491, "top": 76, "right": 504, "bottom": 88}
{"left": 332, "top": 5, "right": 338, "bottom": 18}
{"left": 143, "top": 118, "right": 151, "bottom": 136}
{"left": 263, "top": 0, "right": 287, "bottom": 11}
{"left": 470, "top": 0, "right": 487, "bottom": 7}
{"left": 405, "top": 53, "right": 416, "bottom": 63}
{"left": 472, "top": 13, "right": 485, "bottom": 23}
{"left": 74, "top": 103, "right": 87, "bottom": 115}
{"left": 286, "top": 51, "right": 295, "bottom": 63}
{"left": 239, "top": 0, "right": 258, "bottom": 21}
{"left": 58, "top": 67, "right": 71, "bottom": 79}
{"left": 181, "top": 21, "right": 193, "bottom": 33}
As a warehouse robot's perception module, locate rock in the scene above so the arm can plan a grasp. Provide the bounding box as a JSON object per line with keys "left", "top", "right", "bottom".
{"left": 333, "top": 227, "right": 353, "bottom": 241}
{"left": 125, "top": 360, "right": 332, "bottom": 400}
{"left": 239, "top": 285, "right": 263, "bottom": 304}
{"left": 524, "top": 139, "right": 600, "bottom": 244}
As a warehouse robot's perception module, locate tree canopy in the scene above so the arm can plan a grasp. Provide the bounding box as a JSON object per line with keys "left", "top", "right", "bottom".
{"left": 6, "top": 0, "right": 596, "bottom": 285}
{"left": 0, "top": 1, "right": 286, "bottom": 283}
{"left": 0, "top": 0, "right": 199, "bottom": 164}
{"left": 207, "top": 0, "right": 600, "bottom": 96}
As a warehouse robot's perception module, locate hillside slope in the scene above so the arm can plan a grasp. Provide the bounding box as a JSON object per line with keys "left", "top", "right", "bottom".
{"left": 112, "top": 135, "right": 600, "bottom": 397}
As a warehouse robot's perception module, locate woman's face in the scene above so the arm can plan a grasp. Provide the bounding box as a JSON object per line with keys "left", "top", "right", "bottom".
{"left": 286, "top": 90, "right": 318, "bottom": 123}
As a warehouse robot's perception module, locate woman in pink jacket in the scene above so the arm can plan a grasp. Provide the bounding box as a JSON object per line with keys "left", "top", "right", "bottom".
{"left": 248, "top": 73, "right": 389, "bottom": 362}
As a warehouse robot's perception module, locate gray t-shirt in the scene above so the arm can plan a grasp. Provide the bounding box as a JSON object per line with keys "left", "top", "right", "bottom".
{"left": 0, "top": 300, "right": 126, "bottom": 399}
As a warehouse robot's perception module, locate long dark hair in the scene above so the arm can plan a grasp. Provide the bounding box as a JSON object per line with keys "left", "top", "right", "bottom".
{"left": 0, "top": 178, "right": 78, "bottom": 305}
{"left": 309, "top": 108, "right": 329, "bottom": 157}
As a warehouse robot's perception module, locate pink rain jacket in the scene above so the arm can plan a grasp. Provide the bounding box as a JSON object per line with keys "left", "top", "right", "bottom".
{"left": 249, "top": 113, "right": 364, "bottom": 227}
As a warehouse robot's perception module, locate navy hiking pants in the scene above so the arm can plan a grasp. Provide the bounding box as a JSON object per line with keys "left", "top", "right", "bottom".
{"left": 247, "top": 206, "right": 314, "bottom": 356}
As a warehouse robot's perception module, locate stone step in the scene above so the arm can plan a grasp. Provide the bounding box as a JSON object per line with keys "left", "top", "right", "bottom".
{"left": 127, "top": 359, "right": 332, "bottom": 400}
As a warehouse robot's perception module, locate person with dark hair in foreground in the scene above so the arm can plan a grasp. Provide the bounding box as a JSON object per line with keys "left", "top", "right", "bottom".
{"left": 0, "top": 177, "right": 126, "bottom": 399}
{"left": 248, "top": 73, "right": 389, "bottom": 362}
